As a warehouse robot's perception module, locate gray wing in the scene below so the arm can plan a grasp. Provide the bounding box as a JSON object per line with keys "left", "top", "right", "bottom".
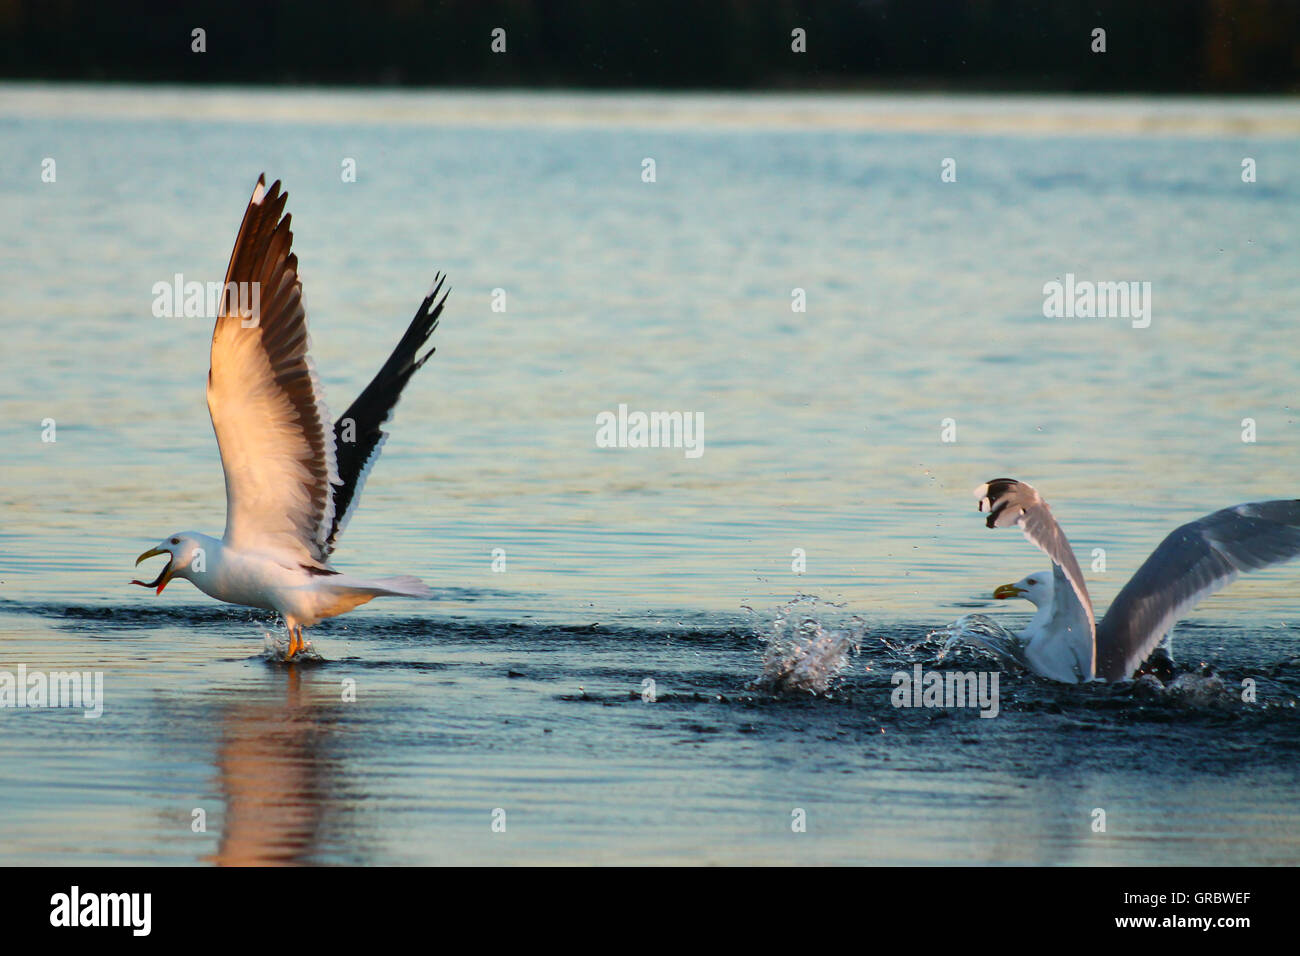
{"left": 975, "top": 477, "right": 1097, "bottom": 635}
{"left": 1096, "top": 499, "right": 1300, "bottom": 681}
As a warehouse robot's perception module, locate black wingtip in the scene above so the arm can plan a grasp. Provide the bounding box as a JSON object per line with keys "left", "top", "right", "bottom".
{"left": 410, "top": 273, "right": 450, "bottom": 352}
{"left": 976, "top": 477, "right": 1024, "bottom": 528}
{"left": 415, "top": 344, "right": 437, "bottom": 368}
{"left": 423, "top": 273, "right": 450, "bottom": 313}
{"left": 324, "top": 272, "right": 449, "bottom": 555}
{"left": 984, "top": 478, "right": 1021, "bottom": 494}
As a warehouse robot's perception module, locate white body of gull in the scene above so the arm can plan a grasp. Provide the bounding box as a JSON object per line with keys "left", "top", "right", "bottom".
{"left": 966, "top": 477, "right": 1300, "bottom": 683}
{"left": 133, "top": 175, "right": 449, "bottom": 658}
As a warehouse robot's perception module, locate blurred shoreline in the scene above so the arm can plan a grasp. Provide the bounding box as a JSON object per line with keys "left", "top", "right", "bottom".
{"left": 3, "top": 82, "right": 1299, "bottom": 137}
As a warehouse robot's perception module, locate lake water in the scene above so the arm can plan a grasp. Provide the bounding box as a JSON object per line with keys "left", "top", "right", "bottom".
{"left": 1, "top": 85, "right": 1298, "bottom": 865}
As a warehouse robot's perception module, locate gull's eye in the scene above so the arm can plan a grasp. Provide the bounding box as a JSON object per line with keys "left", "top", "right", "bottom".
{"left": 170, "top": 538, "right": 180, "bottom": 545}
{"left": 1026, "top": 578, "right": 1036, "bottom": 585}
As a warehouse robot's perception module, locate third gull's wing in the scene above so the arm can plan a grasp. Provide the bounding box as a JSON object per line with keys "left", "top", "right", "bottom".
{"left": 1096, "top": 499, "right": 1300, "bottom": 681}
{"left": 207, "top": 174, "right": 338, "bottom": 567}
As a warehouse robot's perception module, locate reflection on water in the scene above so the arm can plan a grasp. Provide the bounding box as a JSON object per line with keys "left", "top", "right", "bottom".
{"left": 208, "top": 669, "right": 346, "bottom": 867}
{"left": 1, "top": 87, "right": 1298, "bottom": 864}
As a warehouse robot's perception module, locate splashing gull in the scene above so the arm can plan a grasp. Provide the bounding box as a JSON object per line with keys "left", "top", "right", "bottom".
{"left": 132, "top": 174, "right": 449, "bottom": 658}
{"left": 967, "top": 477, "right": 1300, "bottom": 682}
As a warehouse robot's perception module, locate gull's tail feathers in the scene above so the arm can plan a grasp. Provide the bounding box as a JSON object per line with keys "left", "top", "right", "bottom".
{"left": 345, "top": 574, "right": 435, "bottom": 600}
{"left": 316, "top": 572, "right": 435, "bottom": 604}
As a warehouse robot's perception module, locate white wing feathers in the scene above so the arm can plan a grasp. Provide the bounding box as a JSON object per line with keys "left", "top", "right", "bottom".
{"left": 208, "top": 175, "right": 340, "bottom": 568}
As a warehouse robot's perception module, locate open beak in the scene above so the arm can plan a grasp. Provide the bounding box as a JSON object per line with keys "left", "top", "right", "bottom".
{"left": 993, "top": 583, "right": 1026, "bottom": 600}
{"left": 132, "top": 548, "right": 174, "bottom": 594}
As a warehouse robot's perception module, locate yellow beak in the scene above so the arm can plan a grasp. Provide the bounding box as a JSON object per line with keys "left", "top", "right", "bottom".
{"left": 993, "top": 583, "right": 1026, "bottom": 600}
{"left": 132, "top": 548, "right": 175, "bottom": 594}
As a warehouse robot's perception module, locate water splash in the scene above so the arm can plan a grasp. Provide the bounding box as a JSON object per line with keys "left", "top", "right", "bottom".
{"left": 750, "top": 595, "right": 866, "bottom": 695}
{"left": 925, "top": 614, "right": 1027, "bottom": 670}
{"left": 262, "top": 632, "right": 325, "bottom": 664}
{"left": 1132, "top": 671, "right": 1235, "bottom": 707}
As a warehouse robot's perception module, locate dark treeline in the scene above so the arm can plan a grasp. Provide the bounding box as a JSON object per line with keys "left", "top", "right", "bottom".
{"left": 1, "top": 0, "right": 1296, "bottom": 93}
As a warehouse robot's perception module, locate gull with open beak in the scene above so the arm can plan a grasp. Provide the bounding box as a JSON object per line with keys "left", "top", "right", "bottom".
{"left": 132, "top": 542, "right": 184, "bottom": 594}
{"left": 133, "top": 174, "right": 448, "bottom": 659}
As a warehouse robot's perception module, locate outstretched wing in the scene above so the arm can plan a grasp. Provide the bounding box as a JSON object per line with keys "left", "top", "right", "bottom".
{"left": 975, "top": 478, "right": 1096, "bottom": 679}
{"left": 975, "top": 478, "right": 1096, "bottom": 629}
{"left": 208, "top": 174, "right": 338, "bottom": 568}
{"left": 324, "top": 275, "right": 448, "bottom": 555}
{"left": 1096, "top": 499, "right": 1300, "bottom": 681}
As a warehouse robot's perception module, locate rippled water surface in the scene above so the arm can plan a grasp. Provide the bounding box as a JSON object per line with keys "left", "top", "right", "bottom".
{"left": 1, "top": 86, "right": 1298, "bottom": 865}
